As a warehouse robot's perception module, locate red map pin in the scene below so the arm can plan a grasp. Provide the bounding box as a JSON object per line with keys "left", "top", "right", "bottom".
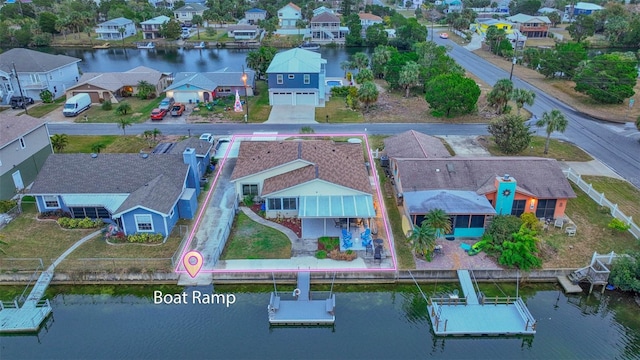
{"left": 183, "top": 250, "right": 203, "bottom": 278}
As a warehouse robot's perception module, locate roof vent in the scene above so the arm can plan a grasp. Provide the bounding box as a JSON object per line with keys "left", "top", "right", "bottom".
{"left": 435, "top": 168, "right": 440, "bottom": 172}
{"left": 141, "top": 153, "right": 149, "bottom": 159}
{"left": 503, "top": 174, "right": 510, "bottom": 181}
{"left": 446, "top": 163, "right": 455, "bottom": 173}
{"left": 90, "top": 153, "right": 98, "bottom": 158}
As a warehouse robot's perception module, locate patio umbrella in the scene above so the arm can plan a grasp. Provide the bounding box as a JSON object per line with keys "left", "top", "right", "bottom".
{"left": 234, "top": 89, "right": 243, "bottom": 112}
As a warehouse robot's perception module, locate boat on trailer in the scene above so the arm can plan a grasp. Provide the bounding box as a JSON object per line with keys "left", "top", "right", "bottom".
{"left": 137, "top": 42, "right": 155, "bottom": 49}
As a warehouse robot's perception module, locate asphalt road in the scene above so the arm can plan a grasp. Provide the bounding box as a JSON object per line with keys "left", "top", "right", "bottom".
{"left": 430, "top": 31, "right": 640, "bottom": 187}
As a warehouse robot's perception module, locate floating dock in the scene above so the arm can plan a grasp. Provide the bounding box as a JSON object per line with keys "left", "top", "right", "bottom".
{"left": 0, "top": 270, "right": 53, "bottom": 333}
{"left": 268, "top": 272, "right": 335, "bottom": 326}
{"left": 557, "top": 275, "right": 583, "bottom": 293}
{"left": 427, "top": 270, "right": 536, "bottom": 336}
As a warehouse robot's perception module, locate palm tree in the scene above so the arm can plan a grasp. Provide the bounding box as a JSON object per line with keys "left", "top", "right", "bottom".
{"left": 295, "top": 19, "right": 306, "bottom": 38}
{"left": 116, "top": 118, "right": 133, "bottom": 135}
{"left": 340, "top": 60, "right": 353, "bottom": 78}
{"left": 422, "top": 209, "right": 452, "bottom": 239}
{"left": 50, "top": 134, "right": 68, "bottom": 153}
{"left": 118, "top": 27, "right": 125, "bottom": 47}
{"left": 152, "top": 128, "right": 162, "bottom": 140}
{"left": 357, "top": 81, "right": 379, "bottom": 111}
{"left": 351, "top": 52, "right": 370, "bottom": 71}
{"left": 192, "top": 15, "right": 203, "bottom": 40}
{"left": 487, "top": 78, "right": 513, "bottom": 114}
{"left": 115, "top": 102, "right": 132, "bottom": 115}
{"left": 410, "top": 222, "right": 437, "bottom": 257}
{"left": 90, "top": 142, "right": 106, "bottom": 153}
{"left": 536, "top": 109, "right": 568, "bottom": 154}
{"left": 136, "top": 80, "right": 155, "bottom": 99}
{"left": 510, "top": 88, "right": 536, "bottom": 116}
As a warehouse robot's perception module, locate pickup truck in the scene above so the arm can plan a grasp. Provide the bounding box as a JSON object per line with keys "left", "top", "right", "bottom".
{"left": 170, "top": 103, "right": 185, "bottom": 116}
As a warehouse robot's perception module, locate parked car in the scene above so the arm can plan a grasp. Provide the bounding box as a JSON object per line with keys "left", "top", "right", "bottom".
{"left": 150, "top": 108, "right": 167, "bottom": 120}
{"left": 199, "top": 133, "right": 214, "bottom": 143}
{"left": 439, "top": 32, "right": 449, "bottom": 39}
{"left": 159, "top": 97, "right": 175, "bottom": 111}
{"left": 10, "top": 95, "right": 34, "bottom": 109}
{"left": 170, "top": 103, "right": 185, "bottom": 116}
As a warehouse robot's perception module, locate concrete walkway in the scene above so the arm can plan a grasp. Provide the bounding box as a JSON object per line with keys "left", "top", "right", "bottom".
{"left": 464, "top": 33, "right": 483, "bottom": 51}
{"left": 441, "top": 135, "right": 490, "bottom": 157}
{"left": 266, "top": 105, "right": 317, "bottom": 124}
{"left": 560, "top": 159, "right": 624, "bottom": 180}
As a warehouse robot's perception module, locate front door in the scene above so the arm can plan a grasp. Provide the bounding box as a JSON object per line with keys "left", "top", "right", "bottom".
{"left": 12, "top": 170, "right": 24, "bottom": 191}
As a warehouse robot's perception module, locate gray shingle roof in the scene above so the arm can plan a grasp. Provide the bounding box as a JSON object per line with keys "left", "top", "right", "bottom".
{"left": 0, "top": 48, "right": 80, "bottom": 73}
{"left": 166, "top": 70, "right": 256, "bottom": 91}
{"left": 384, "top": 130, "right": 451, "bottom": 159}
{"left": 405, "top": 190, "right": 497, "bottom": 215}
{"left": 70, "top": 66, "right": 165, "bottom": 92}
{"left": 311, "top": 12, "right": 339, "bottom": 22}
{"left": 140, "top": 15, "right": 170, "bottom": 25}
{"left": 396, "top": 157, "right": 575, "bottom": 199}
{"left": 168, "top": 137, "right": 212, "bottom": 157}
{"left": 0, "top": 113, "right": 48, "bottom": 149}
{"left": 174, "top": 3, "right": 208, "bottom": 12}
{"left": 30, "top": 153, "right": 189, "bottom": 215}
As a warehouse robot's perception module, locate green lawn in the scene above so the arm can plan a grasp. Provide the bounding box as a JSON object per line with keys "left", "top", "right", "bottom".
{"left": 82, "top": 97, "right": 162, "bottom": 123}
{"left": 222, "top": 212, "right": 292, "bottom": 259}
{"left": 316, "top": 96, "right": 364, "bottom": 123}
{"left": 581, "top": 176, "right": 640, "bottom": 223}
{"left": 27, "top": 97, "right": 66, "bottom": 118}
{"left": 62, "top": 135, "right": 153, "bottom": 153}
{"left": 192, "top": 81, "right": 271, "bottom": 123}
{"left": 483, "top": 136, "right": 593, "bottom": 161}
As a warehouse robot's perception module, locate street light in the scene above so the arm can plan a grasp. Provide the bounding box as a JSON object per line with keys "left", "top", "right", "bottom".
{"left": 509, "top": 56, "right": 517, "bottom": 81}
{"left": 241, "top": 65, "right": 249, "bottom": 123}
{"left": 509, "top": 31, "right": 520, "bottom": 81}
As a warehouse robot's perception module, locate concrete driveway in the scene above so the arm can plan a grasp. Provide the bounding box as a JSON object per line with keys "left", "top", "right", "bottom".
{"left": 266, "top": 105, "right": 317, "bottom": 124}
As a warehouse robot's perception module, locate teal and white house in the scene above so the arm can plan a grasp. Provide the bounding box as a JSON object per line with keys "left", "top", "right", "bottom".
{"left": 165, "top": 68, "right": 255, "bottom": 104}
{"left": 230, "top": 140, "right": 375, "bottom": 238}
{"left": 28, "top": 139, "right": 210, "bottom": 237}
{"left": 266, "top": 48, "right": 326, "bottom": 106}
{"left": 95, "top": 17, "right": 136, "bottom": 40}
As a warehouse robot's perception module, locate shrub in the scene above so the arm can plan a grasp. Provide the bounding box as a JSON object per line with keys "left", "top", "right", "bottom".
{"left": 609, "top": 252, "right": 640, "bottom": 292}
{"left": 126, "top": 233, "right": 163, "bottom": 243}
{"left": 520, "top": 212, "right": 541, "bottom": 232}
{"left": 315, "top": 250, "right": 327, "bottom": 259}
{"left": 101, "top": 100, "right": 113, "bottom": 110}
{"left": 608, "top": 218, "right": 631, "bottom": 233}
{"left": 243, "top": 195, "right": 254, "bottom": 207}
{"left": 318, "top": 236, "right": 339, "bottom": 252}
{"left": 57, "top": 217, "right": 103, "bottom": 229}
{"left": 0, "top": 200, "right": 17, "bottom": 213}
{"left": 487, "top": 215, "right": 523, "bottom": 246}
{"left": 327, "top": 249, "right": 357, "bottom": 261}
{"left": 39, "top": 90, "right": 53, "bottom": 103}
{"left": 330, "top": 86, "right": 356, "bottom": 97}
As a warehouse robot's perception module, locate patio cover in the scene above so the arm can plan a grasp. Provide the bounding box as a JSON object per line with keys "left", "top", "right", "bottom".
{"left": 404, "top": 190, "right": 497, "bottom": 215}
{"left": 298, "top": 195, "right": 375, "bottom": 218}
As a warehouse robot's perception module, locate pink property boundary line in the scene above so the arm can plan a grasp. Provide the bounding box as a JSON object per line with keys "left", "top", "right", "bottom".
{"left": 175, "top": 133, "right": 398, "bottom": 274}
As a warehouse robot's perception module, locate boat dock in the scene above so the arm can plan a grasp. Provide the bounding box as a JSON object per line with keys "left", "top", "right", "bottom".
{"left": 0, "top": 270, "right": 53, "bottom": 333}
{"left": 557, "top": 275, "right": 583, "bottom": 293}
{"left": 268, "top": 272, "right": 336, "bottom": 326}
{"left": 426, "top": 270, "right": 536, "bottom": 336}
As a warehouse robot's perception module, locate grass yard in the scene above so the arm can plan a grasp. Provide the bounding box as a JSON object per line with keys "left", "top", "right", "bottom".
{"left": 316, "top": 96, "right": 364, "bottom": 123}
{"left": 0, "top": 204, "right": 95, "bottom": 268}
{"left": 51, "top": 31, "right": 143, "bottom": 47}
{"left": 27, "top": 97, "right": 67, "bottom": 118}
{"left": 82, "top": 97, "right": 162, "bottom": 124}
{"left": 189, "top": 81, "right": 271, "bottom": 123}
{"left": 480, "top": 135, "right": 593, "bottom": 161}
{"left": 540, "top": 184, "right": 640, "bottom": 268}
{"left": 580, "top": 176, "right": 640, "bottom": 222}
{"left": 222, "top": 212, "right": 292, "bottom": 259}
{"left": 62, "top": 135, "right": 154, "bottom": 153}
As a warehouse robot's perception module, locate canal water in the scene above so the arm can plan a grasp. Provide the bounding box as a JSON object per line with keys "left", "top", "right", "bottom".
{"left": 2, "top": 285, "right": 639, "bottom": 359}
{"left": 48, "top": 47, "right": 369, "bottom": 77}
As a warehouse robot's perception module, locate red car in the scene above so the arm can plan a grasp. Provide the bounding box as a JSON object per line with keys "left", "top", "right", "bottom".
{"left": 150, "top": 108, "right": 167, "bottom": 120}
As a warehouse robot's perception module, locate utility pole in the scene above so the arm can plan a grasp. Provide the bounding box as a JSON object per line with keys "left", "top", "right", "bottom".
{"left": 241, "top": 65, "right": 249, "bottom": 123}
{"left": 12, "top": 62, "right": 28, "bottom": 115}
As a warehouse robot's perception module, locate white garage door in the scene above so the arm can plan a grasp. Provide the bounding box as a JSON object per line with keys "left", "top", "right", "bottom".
{"left": 174, "top": 91, "right": 200, "bottom": 104}
{"left": 271, "top": 92, "right": 293, "bottom": 105}
{"left": 295, "top": 92, "right": 316, "bottom": 106}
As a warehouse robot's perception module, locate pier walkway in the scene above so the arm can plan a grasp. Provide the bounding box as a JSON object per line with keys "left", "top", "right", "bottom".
{"left": 0, "top": 230, "right": 100, "bottom": 333}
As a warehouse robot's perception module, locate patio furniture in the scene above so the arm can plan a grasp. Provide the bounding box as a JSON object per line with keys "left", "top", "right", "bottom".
{"left": 460, "top": 243, "right": 472, "bottom": 252}
{"left": 343, "top": 238, "right": 353, "bottom": 249}
{"left": 434, "top": 245, "right": 443, "bottom": 255}
{"left": 554, "top": 218, "right": 565, "bottom": 229}
{"left": 374, "top": 245, "right": 383, "bottom": 260}
{"left": 365, "top": 243, "right": 373, "bottom": 255}
{"left": 361, "top": 228, "right": 372, "bottom": 243}
{"left": 373, "top": 238, "right": 383, "bottom": 246}
{"left": 362, "top": 237, "right": 372, "bottom": 247}
{"left": 334, "top": 219, "right": 342, "bottom": 228}
{"left": 566, "top": 225, "right": 577, "bottom": 236}
{"left": 342, "top": 229, "right": 352, "bottom": 241}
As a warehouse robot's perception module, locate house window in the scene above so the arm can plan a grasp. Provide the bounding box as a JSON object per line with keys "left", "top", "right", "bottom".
{"left": 282, "top": 198, "right": 297, "bottom": 210}
{"left": 304, "top": 74, "right": 310, "bottom": 84}
{"left": 535, "top": 199, "right": 557, "bottom": 219}
{"left": 511, "top": 200, "right": 526, "bottom": 217}
{"left": 135, "top": 214, "right": 154, "bottom": 232}
{"left": 470, "top": 215, "right": 485, "bottom": 228}
{"left": 30, "top": 74, "right": 41, "bottom": 83}
{"left": 268, "top": 198, "right": 281, "bottom": 210}
{"left": 19, "top": 137, "right": 25, "bottom": 149}
{"left": 43, "top": 196, "right": 59, "bottom": 208}
{"left": 278, "top": 12, "right": 283, "bottom": 17}
{"left": 454, "top": 215, "right": 471, "bottom": 228}
{"left": 288, "top": 74, "right": 295, "bottom": 79}
{"left": 242, "top": 184, "right": 258, "bottom": 196}
{"left": 277, "top": 74, "right": 283, "bottom": 84}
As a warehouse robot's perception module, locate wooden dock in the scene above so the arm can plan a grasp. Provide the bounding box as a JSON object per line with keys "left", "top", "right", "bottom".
{"left": 268, "top": 272, "right": 335, "bottom": 326}
{"left": 427, "top": 270, "right": 536, "bottom": 336}
{"left": 0, "top": 270, "right": 53, "bottom": 333}
{"left": 557, "top": 275, "right": 584, "bottom": 294}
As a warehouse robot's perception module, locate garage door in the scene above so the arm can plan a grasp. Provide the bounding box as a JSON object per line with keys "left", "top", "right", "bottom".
{"left": 295, "top": 92, "right": 316, "bottom": 106}
{"left": 271, "top": 92, "right": 293, "bottom": 105}
{"left": 74, "top": 91, "right": 99, "bottom": 103}
{"left": 173, "top": 91, "right": 200, "bottom": 103}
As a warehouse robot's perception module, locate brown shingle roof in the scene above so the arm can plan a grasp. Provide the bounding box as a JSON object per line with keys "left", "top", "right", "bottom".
{"left": 396, "top": 157, "right": 575, "bottom": 199}
{"left": 358, "top": 13, "right": 383, "bottom": 21}
{"left": 231, "top": 140, "right": 371, "bottom": 194}
{"left": 0, "top": 114, "right": 48, "bottom": 149}
{"left": 383, "top": 130, "right": 451, "bottom": 159}
{"left": 286, "top": 2, "right": 301, "bottom": 11}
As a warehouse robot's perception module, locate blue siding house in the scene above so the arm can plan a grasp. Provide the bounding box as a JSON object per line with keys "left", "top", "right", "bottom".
{"left": 266, "top": 48, "right": 327, "bottom": 107}
{"left": 29, "top": 141, "right": 205, "bottom": 238}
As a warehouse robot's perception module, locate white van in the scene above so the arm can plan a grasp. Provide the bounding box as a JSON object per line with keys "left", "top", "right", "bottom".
{"left": 63, "top": 93, "right": 91, "bottom": 117}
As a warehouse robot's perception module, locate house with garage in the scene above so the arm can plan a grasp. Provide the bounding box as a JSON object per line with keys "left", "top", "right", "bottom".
{"left": 266, "top": 48, "right": 326, "bottom": 106}
{"left": 245, "top": 8, "right": 267, "bottom": 24}
{"left": 164, "top": 68, "right": 255, "bottom": 104}
{"left": 230, "top": 140, "right": 376, "bottom": 238}
{"left": 310, "top": 11, "right": 348, "bottom": 43}
{"left": 383, "top": 131, "right": 575, "bottom": 237}
{"left": 0, "top": 48, "right": 80, "bottom": 104}
{"left": 64, "top": 66, "right": 170, "bottom": 104}
{"left": 141, "top": 15, "right": 170, "bottom": 39}
{"left": 507, "top": 13, "right": 551, "bottom": 38}
{"left": 95, "top": 17, "right": 136, "bottom": 40}
{"left": 278, "top": 2, "right": 302, "bottom": 28}
{"left": 227, "top": 25, "right": 260, "bottom": 40}
{"left": 29, "top": 143, "right": 203, "bottom": 237}
{"left": 0, "top": 114, "right": 52, "bottom": 200}
{"left": 174, "top": 4, "right": 208, "bottom": 24}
